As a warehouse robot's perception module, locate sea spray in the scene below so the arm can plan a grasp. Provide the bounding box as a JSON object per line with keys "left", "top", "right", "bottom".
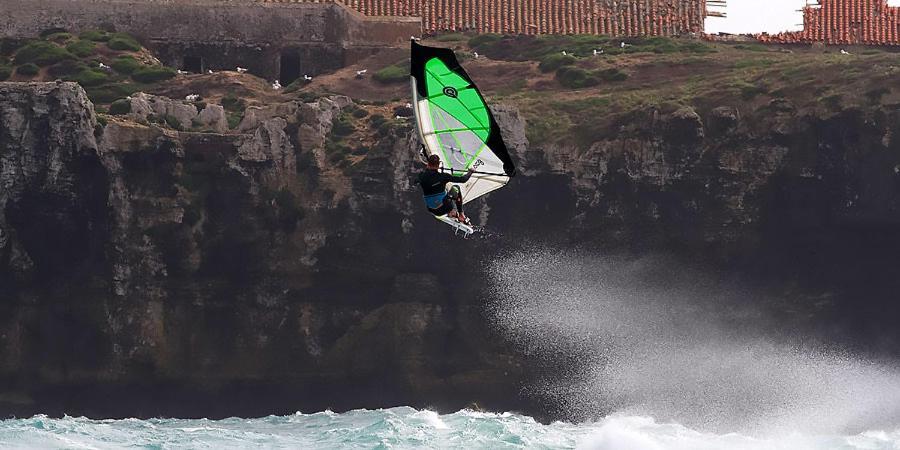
{"left": 485, "top": 248, "right": 900, "bottom": 435}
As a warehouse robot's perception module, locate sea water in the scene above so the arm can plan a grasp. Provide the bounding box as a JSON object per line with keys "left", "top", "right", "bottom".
{"left": 1, "top": 408, "right": 899, "bottom": 449}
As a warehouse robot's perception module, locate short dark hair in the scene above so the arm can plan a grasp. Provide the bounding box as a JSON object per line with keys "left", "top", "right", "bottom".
{"left": 427, "top": 154, "right": 441, "bottom": 166}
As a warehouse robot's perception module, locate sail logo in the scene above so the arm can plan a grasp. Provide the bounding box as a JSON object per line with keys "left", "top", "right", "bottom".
{"left": 442, "top": 87, "right": 458, "bottom": 98}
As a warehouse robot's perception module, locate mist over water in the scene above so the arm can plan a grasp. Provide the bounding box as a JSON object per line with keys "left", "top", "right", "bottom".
{"left": 486, "top": 248, "right": 900, "bottom": 436}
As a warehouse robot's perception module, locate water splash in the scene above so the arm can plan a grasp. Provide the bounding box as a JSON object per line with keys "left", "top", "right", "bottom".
{"left": 486, "top": 248, "right": 900, "bottom": 435}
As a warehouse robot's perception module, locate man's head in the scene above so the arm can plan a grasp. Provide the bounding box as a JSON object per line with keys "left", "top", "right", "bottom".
{"left": 426, "top": 154, "right": 441, "bottom": 169}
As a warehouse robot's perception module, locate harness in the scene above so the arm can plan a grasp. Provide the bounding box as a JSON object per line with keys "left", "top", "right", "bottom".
{"left": 423, "top": 192, "right": 447, "bottom": 209}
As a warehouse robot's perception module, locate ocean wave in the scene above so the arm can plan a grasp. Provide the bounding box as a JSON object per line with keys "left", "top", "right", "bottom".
{"left": 0, "top": 409, "right": 898, "bottom": 449}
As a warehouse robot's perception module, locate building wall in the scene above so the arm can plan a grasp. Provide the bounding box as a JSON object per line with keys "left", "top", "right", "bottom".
{"left": 758, "top": 0, "right": 900, "bottom": 45}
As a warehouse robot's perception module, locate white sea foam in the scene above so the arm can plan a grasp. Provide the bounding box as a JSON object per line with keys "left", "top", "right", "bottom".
{"left": 0, "top": 408, "right": 897, "bottom": 449}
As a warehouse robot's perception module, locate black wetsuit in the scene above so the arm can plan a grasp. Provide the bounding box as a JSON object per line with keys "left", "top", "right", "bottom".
{"left": 418, "top": 169, "right": 472, "bottom": 216}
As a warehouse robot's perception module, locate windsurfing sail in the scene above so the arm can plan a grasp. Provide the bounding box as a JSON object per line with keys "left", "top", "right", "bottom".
{"left": 410, "top": 40, "right": 516, "bottom": 205}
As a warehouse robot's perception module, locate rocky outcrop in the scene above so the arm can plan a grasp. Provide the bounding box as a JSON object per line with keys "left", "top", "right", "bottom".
{"left": 2, "top": 82, "right": 900, "bottom": 420}
{"left": 128, "top": 92, "right": 227, "bottom": 132}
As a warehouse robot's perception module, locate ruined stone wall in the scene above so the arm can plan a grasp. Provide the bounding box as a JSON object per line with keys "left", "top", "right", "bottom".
{"left": 1, "top": 0, "right": 336, "bottom": 44}
{"left": 0, "top": 0, "right": 418, "bottom": 80}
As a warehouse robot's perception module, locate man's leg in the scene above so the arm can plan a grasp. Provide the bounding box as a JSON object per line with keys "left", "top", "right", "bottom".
{"left": 449, "top": 185, "right": 467, "bottom": 223}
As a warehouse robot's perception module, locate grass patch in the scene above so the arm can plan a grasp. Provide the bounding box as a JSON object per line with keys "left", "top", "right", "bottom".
{"left": 350, "top": 107, "right": 369, "bottom": 118}
{"left": 131, "top": 65, "right": 175, "bottom": 83}
{"left": 109, "top": 98, "right": 131, "bottom": 115}
{"left": 732, "top": 43, "right": 769, "bottom": 52}
{"left": 48, "top": 59, "right": 88, "bottom": 77}
{"left": 66, "top": 40, "right": 96, "bottom": 57}
{"left": 107, "top": 33, "right": 141, "bottom": 52}
{"left": 14, "top": 41, "right": 75, "bottom": 66}
{"left": 435, "top": 33, "right": 467, "bottom": 42}
{"left": 373, "top": 61, "right": 408, "bottom": 84}
{"left": 15, "top": 63, "right": 39, "bottom": 77}
{"left": 79, "top": 30, "right": 111, "bottom": 42}
{"left": 733, "top": 58, "right": 774, "bottom": 69}
{"left": 110, "top": 56, "right": 142, "bottom": 74}
{"left": 865, "top": 87, "right": 890, "bottom": 104}
{"left": 0, "top": 66, "right": 11, "bottom": 81}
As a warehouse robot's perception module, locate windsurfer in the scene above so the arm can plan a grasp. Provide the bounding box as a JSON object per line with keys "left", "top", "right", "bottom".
{"left": 418, "top": 154, "right": 474, "bottom": 224}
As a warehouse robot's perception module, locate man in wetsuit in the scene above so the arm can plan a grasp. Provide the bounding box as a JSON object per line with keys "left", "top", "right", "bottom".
{"left": 418, "top": 154, "right": 474, "bottom": 224}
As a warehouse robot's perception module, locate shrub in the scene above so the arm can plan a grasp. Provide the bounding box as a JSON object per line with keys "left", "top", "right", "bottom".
{"left": 0, "top": 66, "right": 11, "bottom": 81}
{"left": 597, "top": 67, "right": 628, "bottom": 82}
{"left": 164, "top": 115, "right": 183, "bottom": 131}
{"left": 221, "top": 94, "right": 246, "bottom": 112}
{"left": 79, "top": 30, "right": 111, "bottom": 42}
{"left": 48, "top": 60, "right": 87, "bottom": 77}
{"left": 555, "top": 66, "right": 599, "bottom": 89}
{"left": 130, "top": 65, "right": 175, "bottom": 83}
{"left": 69, "top": 69, "right": 109, "bottom": 86}
{"left": 39, "top": 28, "right": 68, "bottom": 39}
{"left": 66, "top": 40, "right": 96, "bottom": 57}
{"left": 1, "top": 39, "right": 23, "bottom": 57}
{"left": 15, "top": 63, "right": 39, "bottom": 77}
{"left": 369, "top": 114, "right": 386, "bottom": 127}
{"left": 351, "top": 107, "right": 369, "bottom": 118}
{"left": 226, "top": 112, "right": 243, "bottom": 129}
{"left": 84, "top": 83, "right": 142, "bottom": 103}
{"left": 110, "top": 56, "right": 142, "bottom": 74}
{"left": 373, "top": 64, "right": 408, "bottom": 84}
{"left": 43, "top": 32, "right": 74, "bottom": 44}
{"left": 107, "top": 34, "right": 141, "bottom": 51}
{"left": 109, "top": 98, "right": 131, "bottom": 115}
{"left": 14, "top": 41, "right": 75, "bottom": 66}
{"left": 538, "top": 53, "right": 576, "bottom": 73}
{"left": 331, "top": 115, "right": 355, "bottom": 137}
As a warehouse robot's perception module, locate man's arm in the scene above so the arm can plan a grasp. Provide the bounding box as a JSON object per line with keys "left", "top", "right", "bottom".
{"left": 443, "top": 169, "right": 475, "bottom": 183}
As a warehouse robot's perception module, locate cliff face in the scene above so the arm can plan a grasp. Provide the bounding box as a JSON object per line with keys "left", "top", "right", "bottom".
{"left": 1, "top": 81, "right": 899, "bottom": 419}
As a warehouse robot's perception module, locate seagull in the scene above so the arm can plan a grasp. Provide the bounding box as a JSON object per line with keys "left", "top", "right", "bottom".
{"left": 405, "top": 103, "right": 412, "bottom": 108}
{"left": 355, "top": 69, "right": 367, "bottom": 78}
{"left": 840, "top": 49, "right": 851, "bottom": 55}
{"left": 176, "top": 69, "right": 189, "bottom": 75}
{"left": 272, "top": 80, "right": 282, "bottom": 90}
{"left": 207, "top": 69, "right": 214, "bottom": 74}
{"left": 98, "top": 62, "right": 110, "bottom": 70}
{"left": 236, "top": 67, "right": 248, "bottom": 73}
{"left": 593, "top": 48, "right": 603, "bottom": 56}
{"left": 473, "top": 51, "right": 479, "bottom": 58}
{"left": 561, "top": 50, "right": 568, "bottom": 56}
{"left": 185, "top": 94, "right": 200, "bottom": 102}
{"left": 303, "top": 74, "right": 313, "bottom": 81}
{"left": 621, "top": 41, "right": 628, "bottom": 48}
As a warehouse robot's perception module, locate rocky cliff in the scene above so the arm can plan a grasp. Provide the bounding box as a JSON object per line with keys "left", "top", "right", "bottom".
{"left": 2, "top": 81, "right": 899, "bottom": 419}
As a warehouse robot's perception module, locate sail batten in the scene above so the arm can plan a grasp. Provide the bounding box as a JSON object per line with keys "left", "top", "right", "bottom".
{"left": 411, "top": 40, "right": 516, "bottom": 204}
